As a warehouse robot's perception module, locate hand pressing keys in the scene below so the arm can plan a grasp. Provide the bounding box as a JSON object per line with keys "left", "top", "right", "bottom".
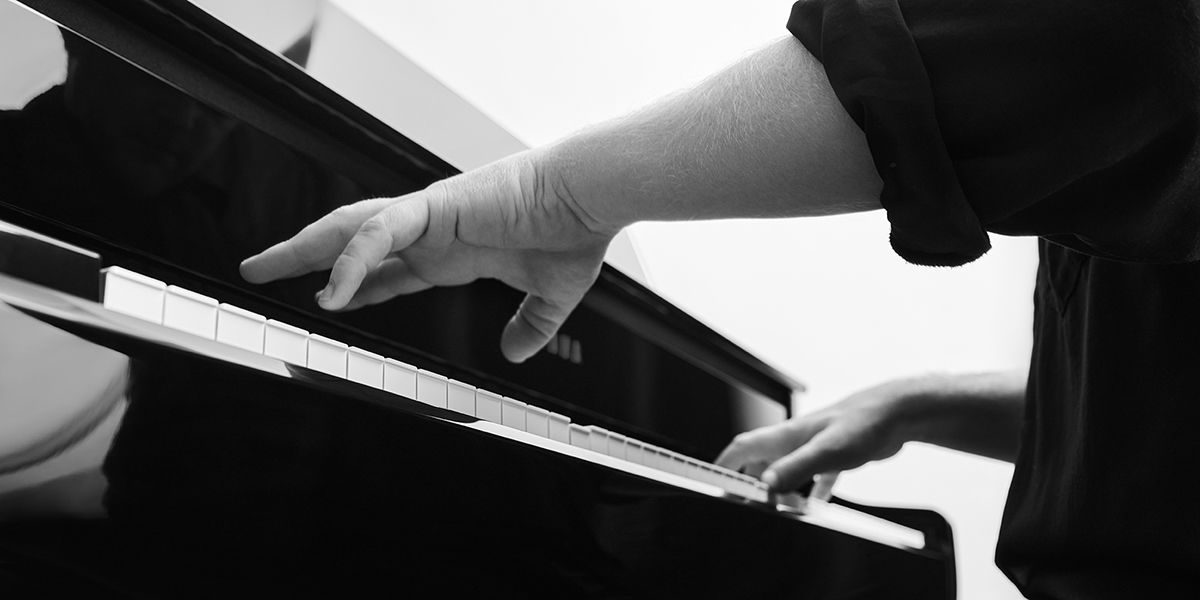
{"left": 239, "top": 150, "right": 617, "bottom": 364}
{"left": 715, "top": 379, "right": 917, "bottom": 499}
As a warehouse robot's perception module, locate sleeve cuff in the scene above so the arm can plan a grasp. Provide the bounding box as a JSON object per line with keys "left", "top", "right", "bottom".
{"left": 788, "top": 0, "right": 990, "bottom": 266}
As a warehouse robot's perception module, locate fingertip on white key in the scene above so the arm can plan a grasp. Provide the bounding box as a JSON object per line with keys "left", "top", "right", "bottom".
{"left": 315, "top": 281, "right": 341, "bottom": 311}
{"left": 761, "top": 470, "right": 778, "bottom": 490}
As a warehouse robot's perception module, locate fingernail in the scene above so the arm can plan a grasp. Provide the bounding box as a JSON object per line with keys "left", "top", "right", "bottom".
{"left": 761, "top": 470, "right": 777, "bottom": 489}
{"left": 316, "top": 284, "right": 333, "bottom": 306}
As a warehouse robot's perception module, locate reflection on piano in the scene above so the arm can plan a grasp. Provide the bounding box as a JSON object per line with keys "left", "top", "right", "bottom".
{"left": 0, "top": 0, "right": 956, "bottom": 597}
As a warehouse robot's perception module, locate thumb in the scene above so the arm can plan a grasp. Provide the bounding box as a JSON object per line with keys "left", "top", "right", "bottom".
{"left": 500, "top": 294, "right": 575, "bottom": 363}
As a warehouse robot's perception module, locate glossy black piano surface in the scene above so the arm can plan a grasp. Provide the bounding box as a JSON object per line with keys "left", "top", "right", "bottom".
{"left": 0, "top": 1, "right": 956, "bottom": 597}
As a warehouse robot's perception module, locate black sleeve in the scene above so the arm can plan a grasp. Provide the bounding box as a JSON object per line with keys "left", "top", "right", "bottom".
{"left": 789, "top": 0, "right": 1200, "bottom": 265}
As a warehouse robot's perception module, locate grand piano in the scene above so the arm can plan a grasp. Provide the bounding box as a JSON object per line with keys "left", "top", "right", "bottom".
{"left": 0, "top": 1, "right": 956, "bottom": 597}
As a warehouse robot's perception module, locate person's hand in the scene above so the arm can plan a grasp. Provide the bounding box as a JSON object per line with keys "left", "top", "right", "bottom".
{"left": 239, "top": 151, "right": 618, "bottom": 363}
{"left": 715, "top": 378, "right": 924, "bottom": 499}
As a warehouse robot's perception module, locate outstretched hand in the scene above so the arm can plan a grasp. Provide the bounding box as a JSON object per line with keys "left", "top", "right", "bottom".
{"left": 239, "top": 151, "right": 617, "bottom": 363}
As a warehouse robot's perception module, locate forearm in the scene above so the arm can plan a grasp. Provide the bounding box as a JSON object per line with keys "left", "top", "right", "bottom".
{"left": 541, "top": 35, "right": 882, "bottom": 231}
{"left": 892, "top": 369, "right": 1027, "bottom": 462}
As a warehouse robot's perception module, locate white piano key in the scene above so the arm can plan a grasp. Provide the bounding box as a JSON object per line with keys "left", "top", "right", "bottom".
{"left": 651, "top": 447, "right": 669, "bottom": 469}
{"left": 606, "top": 432, "right": 628, "bottom": 461}
{"left": 673, "top": 455, "right": 692, "bottom": 478}
{"left": 703, "top": 466, "right": 721, "bottom": 487}
{"left": 721, "top": 474, "right": 740, "bottom": 495}
{"left": 446, "top": 379, "right": 476, "bottom": 416}
{"left": 652, "top": 448, "right": 669, "bottom": 473}
{"left": 666, "top": 452, "right": 687, "bottom": 477}
{"left": 734, "top": 472, "right": 753, "bottom": 492}
{"left": 347, "top": 347, "right": 385, "bottom": 389}
{"left": 416, "top": 370, "right": 448, "bottom": 408}
{"left": 500, "top": 396, "right": 526, "bottom": 430}
{"left": 587, "top": 427, "right": 609, "bottom": 455}
{"left": 624, "top": 439, "right": 643, "bottom": 465}
{"left": 721, "top": 465, "right": 751, "bottom": 489}
{"left": 731, "top": 479, "right": 752, "bottom": 499}
{"left": 734, "top": 475, "right": 755, "bottom": 496}
{"left": 548, "top": 412, "right": 571, "bottom": 444}
{"left": 750, "top": 481, "right": 770, "bottom": 503}
{"left": 627, "top": 439, "right": 642, "bottom": 463}
{"left": 622, "top": 437, "right": 637, "bottom": 462}
{"left": 475, "top": 389, "right": 503, "bottom": 424}
{"left": 264, "top": 319, "right": 308, "bottom": 364}
{"left": 718, "top": 468, "right": 742, "bottom": 489}
{"left": 680, "top": 458, "right": 697, "bottom": 481}
{"left": 625, "top": 439, "right": 645, "bottom": 466}
{"left": 645, "top": 446, "right": 664, "bottom": 471}
{"left": 162, "top": 285, "right": 217, "bottom": 339}
{"left": 710, "top": 468, "right": 729, "bottom": 487}
{"left": 306, "top": 334, "right": 347, "bottom": 377}
{"left": 525, "top": 405, "right": 550, "bottom": 438}
{"left": 216, "top": 303, "right": 266, "bottom": 353}
{"left": 742, "top": 483, "right": 761, "bottom": 501}
{"left": 657, "top": 450, "right": 675, "bottom": 473}
{"left": 672, "top": 456, "right": 692, "bottom": 479}
{"left": 701, "top": 466, "right": 717, "bottom": 487}
{"left": 383, "top": 358, "right": 418, "bottom": 398}
{"left": 644, "top": 445, "right": 661, "bottom": 467}
{"left": 101, "top": 266, "right": 165, "bottom": 324}
{"left": 746, "top": 479, "right": 769, "bottom": 502}
{"left": 568, "top": 424, "right": 590, "bottom": 450}
{"left": 713, "top": 463, "right": 736, "bottom": 479}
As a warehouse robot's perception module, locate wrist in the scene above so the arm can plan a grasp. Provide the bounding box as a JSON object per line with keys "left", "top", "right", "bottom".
{"left": 536, "top": 122, "right": 649, "bottom": 234}
{"left": 881, "top": 373, "right": 954, "bottom": 446}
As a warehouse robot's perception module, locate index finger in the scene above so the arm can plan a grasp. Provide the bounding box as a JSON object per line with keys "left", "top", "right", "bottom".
{"left": 239, "top": 196, "right": 398, "bottom": 284}
{"left": 714, "top": 420, "right": 819, "bottom": 476}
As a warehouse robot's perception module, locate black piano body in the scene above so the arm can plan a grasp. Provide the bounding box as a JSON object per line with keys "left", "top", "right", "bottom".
{"left": 0, "top": 1, "right": 956, "bottom": 597}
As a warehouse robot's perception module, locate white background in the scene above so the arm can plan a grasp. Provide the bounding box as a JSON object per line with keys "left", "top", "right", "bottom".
{"left": 200, "top": 1, "right": 1038, "bottom": 597}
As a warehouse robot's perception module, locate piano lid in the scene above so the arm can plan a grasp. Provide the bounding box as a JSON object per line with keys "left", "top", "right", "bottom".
{"left": 186, "top": 0, "right": 530, "bottom": 173}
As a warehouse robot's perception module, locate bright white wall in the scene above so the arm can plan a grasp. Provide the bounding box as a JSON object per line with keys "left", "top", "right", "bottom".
{"left": 329, "top": 1, "right": 1037, "bottom": 597}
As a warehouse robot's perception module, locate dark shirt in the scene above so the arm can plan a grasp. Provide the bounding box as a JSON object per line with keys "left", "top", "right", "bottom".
{"left": 789, "top": 1, "right": 1200, "bottom": 597}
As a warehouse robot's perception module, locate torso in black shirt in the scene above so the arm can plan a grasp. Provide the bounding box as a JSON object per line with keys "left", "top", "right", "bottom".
{"left": 998, "top": 240, "right": 1200, "bottom": 597}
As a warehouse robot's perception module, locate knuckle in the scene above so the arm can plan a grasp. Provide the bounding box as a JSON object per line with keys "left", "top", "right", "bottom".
{"left": 328, "top": 204, "right": 367, "bottom": 240}
{"left": 518, "top": 309, "right": 558, "bottom": 338}
{"left": 421, "top": 181, "right": 455, "bottom": 245}
{"left": 332, "top": 252, "right": 365, "bottom": 275}
{"left": 730, "top": 431, "right": 756, "bottom": 449}
{"left": 357, "top": 215, "right": 392, "bottom": 241}
{"left": 816, "top": 438, "right": 868, "bottom": 469}
{"left": 328, "top": 204, "right": 358, "bottom": 226}
{"left": 424, "top": 180, "right": 451, "bottom": 214}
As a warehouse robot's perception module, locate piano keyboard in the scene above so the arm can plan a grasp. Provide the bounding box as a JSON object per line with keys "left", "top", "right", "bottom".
{"left": 84, "top": 264, "right": 928, "bottom": 551}
{"left": 99, "top": 265, "right": 773, "bottom": 503}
